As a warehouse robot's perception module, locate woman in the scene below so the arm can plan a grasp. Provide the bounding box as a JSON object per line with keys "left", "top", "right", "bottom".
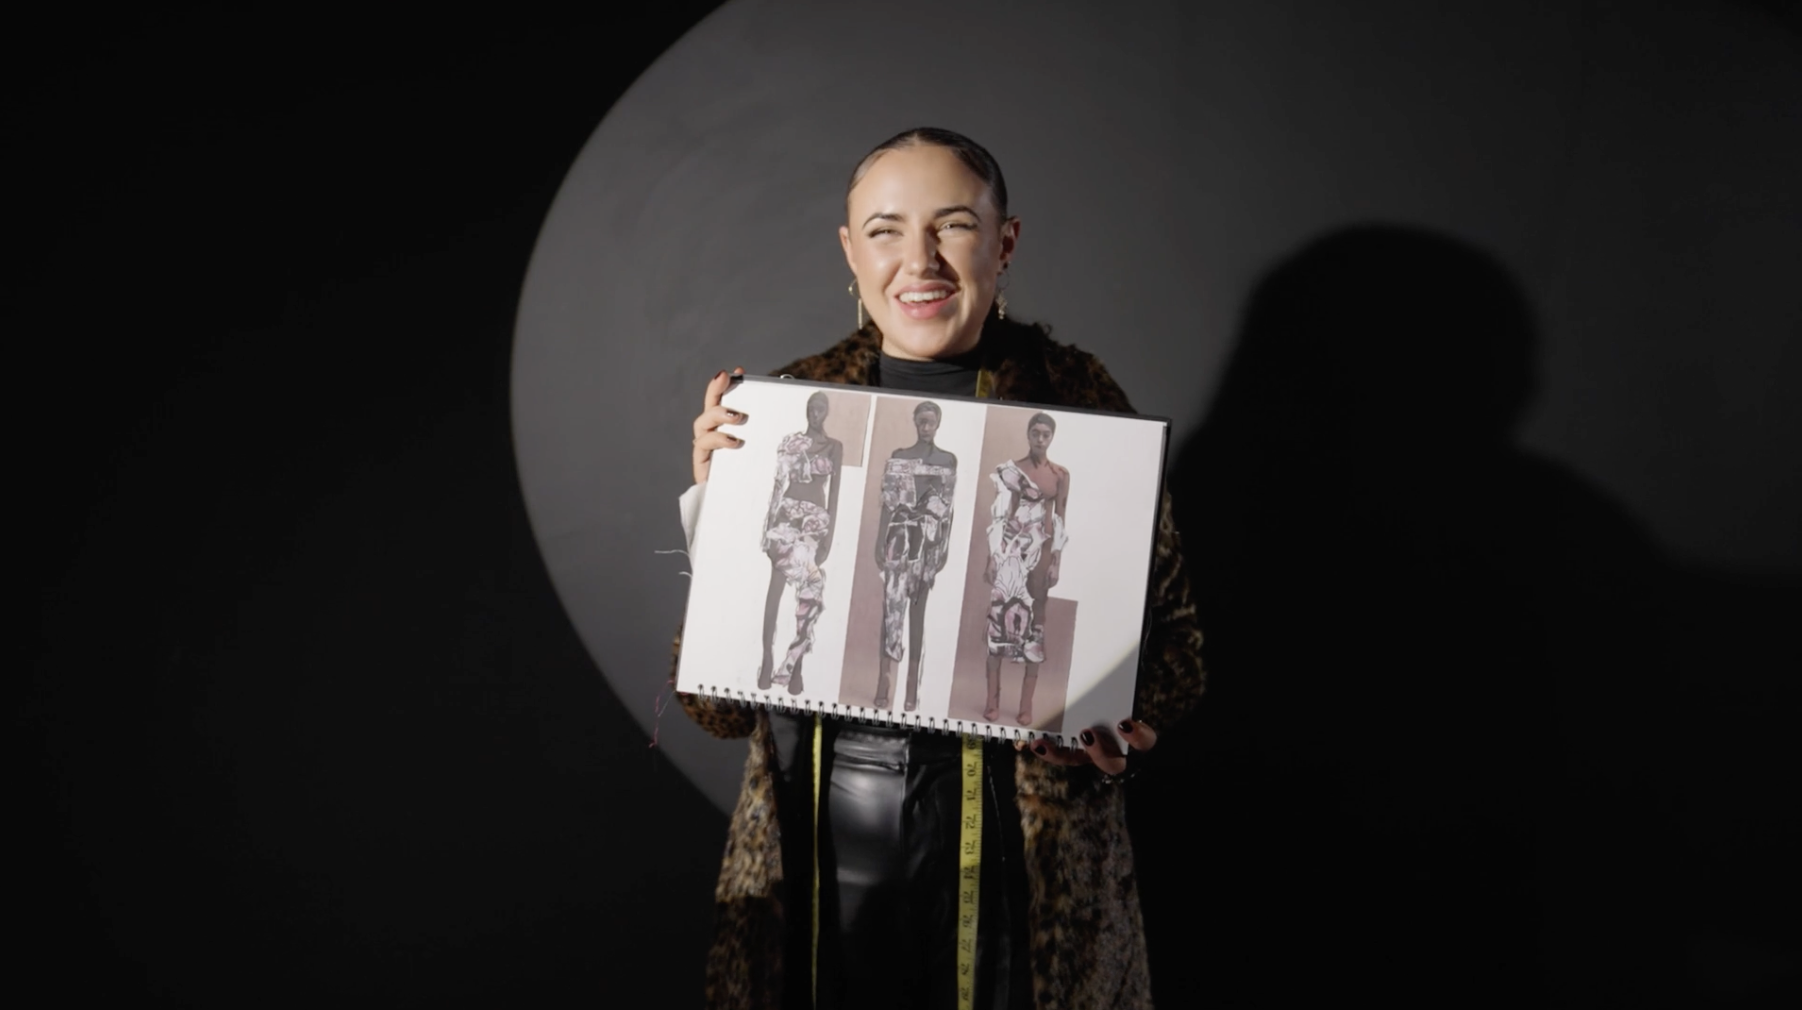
{"left": 677, "top": 128, "right": 1205, "bottom": 1009}
{"left": 983, "top": 411, "right": 1069, "bottom": 726}
{"left": 759, "top": 391, "right": 843, "bottom": 696}
{"left": 874, "top": 400, "right": 956, "bottom": 711}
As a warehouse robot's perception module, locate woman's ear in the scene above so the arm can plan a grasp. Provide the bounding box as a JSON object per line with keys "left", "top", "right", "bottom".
{"left": 998, "top": 216, "right": 1021, "bottom": 269}
{"left": 840, "top": 225, "right": 855, "bottom": 271}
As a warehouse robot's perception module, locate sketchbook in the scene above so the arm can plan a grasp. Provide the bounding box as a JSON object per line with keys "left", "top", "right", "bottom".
{"left": 675, "top": 375, "right": 1169, "bottom": 747}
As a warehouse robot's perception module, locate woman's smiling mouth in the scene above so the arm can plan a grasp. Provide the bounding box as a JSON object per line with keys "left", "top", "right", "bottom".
{"left": 895, "top": 285, "right": 957, "bottom": 318}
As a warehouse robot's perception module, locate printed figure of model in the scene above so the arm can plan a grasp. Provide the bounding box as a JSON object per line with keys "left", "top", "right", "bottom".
{"left": 983, "top": 411, "right": 1069, "bottom": 725}
{"left": 759, "top": 391, "right": 843, "bottom": 694}
{"left": 872, "top": 400, "right": 958, "bottom": 711}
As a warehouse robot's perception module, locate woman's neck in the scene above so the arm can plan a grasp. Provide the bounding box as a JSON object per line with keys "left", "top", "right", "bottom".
{"left": 881, "top": 343, "right": 983, "bottom": 368}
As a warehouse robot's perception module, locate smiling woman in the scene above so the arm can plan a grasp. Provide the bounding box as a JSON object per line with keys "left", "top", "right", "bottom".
{"left": 677, "top": 127, "right": 1205, "bottom": 1010}
{"left": 838, "top": 129, "right": 1020, "bottom": 362}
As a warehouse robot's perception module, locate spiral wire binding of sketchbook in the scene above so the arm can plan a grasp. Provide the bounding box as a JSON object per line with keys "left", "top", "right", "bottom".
{"left": 684, "top": 685, "right": 1049, "bottom": 745}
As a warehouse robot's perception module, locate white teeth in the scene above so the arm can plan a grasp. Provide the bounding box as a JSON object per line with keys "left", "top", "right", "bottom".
{"left": 899, "top": 290, "right": 951, "bottom": 303}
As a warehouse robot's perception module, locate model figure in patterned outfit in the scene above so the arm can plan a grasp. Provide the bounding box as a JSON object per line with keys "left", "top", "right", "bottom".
{"left": 759, "top": 391, "right": 842, "bottom": 694}
{"left": 984, "top": 411, "right": 1069, "bottom": 726}
{"left": 873, "top": 400, "right": 957, "bottom": 710}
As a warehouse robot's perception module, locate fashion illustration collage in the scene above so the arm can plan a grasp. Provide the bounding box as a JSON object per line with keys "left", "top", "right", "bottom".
{"left": 675, "top": 377, "right": 1167, "bottom": 743}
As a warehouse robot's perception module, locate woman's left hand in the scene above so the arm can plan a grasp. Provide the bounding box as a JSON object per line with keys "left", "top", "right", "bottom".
{"left": 1020, "top": 719, "right": 1156, "bottom": 776}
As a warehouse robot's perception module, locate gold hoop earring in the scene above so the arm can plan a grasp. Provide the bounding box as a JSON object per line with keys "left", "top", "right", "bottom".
{"left": 848, "top": 278, "right": 865, "bottom": 329}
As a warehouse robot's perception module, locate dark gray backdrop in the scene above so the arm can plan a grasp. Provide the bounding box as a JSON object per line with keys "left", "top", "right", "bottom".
{"left": 515, "top": 0, "right": 1801, "bottom": 813}
{"left": 21, "top": 0, "right": 1798, "bottom": 1006}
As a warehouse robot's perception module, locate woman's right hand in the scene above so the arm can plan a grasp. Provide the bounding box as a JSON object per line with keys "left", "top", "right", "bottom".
{"left": 691, "top": 367, "right": 747, "bottom": 484}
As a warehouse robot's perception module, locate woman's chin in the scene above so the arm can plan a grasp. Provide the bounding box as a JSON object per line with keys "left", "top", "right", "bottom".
{"left": 878, "top": 319, "right": 979, "bottom": 362}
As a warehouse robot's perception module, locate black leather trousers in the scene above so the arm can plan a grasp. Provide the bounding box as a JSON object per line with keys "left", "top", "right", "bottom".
{"left": 771, "top": 715, "right": 1030, "bottom": 1010}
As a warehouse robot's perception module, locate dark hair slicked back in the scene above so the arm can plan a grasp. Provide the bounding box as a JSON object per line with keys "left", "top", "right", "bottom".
{"left": 847, "top": 127, "right": 1010, "bottom": 220}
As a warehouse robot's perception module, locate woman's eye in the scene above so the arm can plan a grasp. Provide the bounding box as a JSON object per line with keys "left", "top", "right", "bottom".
{"left": 942, "top": 221, "right": 975, "bottom": 231}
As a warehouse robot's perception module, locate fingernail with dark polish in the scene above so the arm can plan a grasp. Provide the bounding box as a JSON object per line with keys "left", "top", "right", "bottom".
{"left": 714, "top": 370, "right": 726, "bottom": 380}
{"left": 1033, "top": 743, "right": 1047, "bottom": 755}
{"left": 1118, "top": 720, "right": 1134, "bottom": 734}
{"left": 1080, "top": 730, "right": 1096, "bottom": 747}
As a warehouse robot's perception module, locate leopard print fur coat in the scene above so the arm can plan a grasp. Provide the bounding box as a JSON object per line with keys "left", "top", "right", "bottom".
{"left": 675, "top": 318, "right": 1206, "bottom": 1009}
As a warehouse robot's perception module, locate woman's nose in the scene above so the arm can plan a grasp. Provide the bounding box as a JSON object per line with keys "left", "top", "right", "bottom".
{"left": 905, "top": 232, "right": 940, "bottom": 274}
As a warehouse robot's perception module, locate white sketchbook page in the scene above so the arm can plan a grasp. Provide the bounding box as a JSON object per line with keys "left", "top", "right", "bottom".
{"left": 676, "top": 378, "right": 1166, "bottom": 746}
{"left": 1029, "top": 408, "right": 1165, "bottom": 748}
{"left": 944, "top": 403, "right": 1164, "bottom": 747}
{"left": 679, "top": 380, "right": 872, "bottom": 705}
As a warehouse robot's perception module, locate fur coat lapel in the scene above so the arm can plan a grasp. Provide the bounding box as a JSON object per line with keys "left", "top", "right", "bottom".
{"left": 771, "top": 318, "right": 1138, "bottom": 417}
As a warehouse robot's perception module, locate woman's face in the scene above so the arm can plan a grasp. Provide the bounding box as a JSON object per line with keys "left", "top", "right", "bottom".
{"left": 915, "top": 408, "right": 941, "bottom": 443}
{"left": 1028, "top": 421, "right": 1055, "bottom": 456}
{"left": 807, "top": 394, "right": 830, "bottom": 428}
{"left": 840, "top": 144, "right": 1019, "bottom": 362}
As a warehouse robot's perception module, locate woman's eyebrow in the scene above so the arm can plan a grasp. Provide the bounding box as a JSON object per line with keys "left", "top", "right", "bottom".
{"left": 860, "top": 205, "right": 980, "bottom": 227}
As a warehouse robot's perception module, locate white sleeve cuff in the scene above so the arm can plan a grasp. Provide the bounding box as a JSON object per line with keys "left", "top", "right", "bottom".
{"left": 677, "top": 482, "right": 706, "bottom": 555}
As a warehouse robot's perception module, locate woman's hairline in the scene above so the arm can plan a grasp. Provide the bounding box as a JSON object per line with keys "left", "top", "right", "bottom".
{"left": 844, "top": 128, "right": 1012, "bottom": 224}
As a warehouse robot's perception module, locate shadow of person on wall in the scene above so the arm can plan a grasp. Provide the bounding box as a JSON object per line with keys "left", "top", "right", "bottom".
{"left": 1134, "top": 225, "right": 1694, "bottom": 1007}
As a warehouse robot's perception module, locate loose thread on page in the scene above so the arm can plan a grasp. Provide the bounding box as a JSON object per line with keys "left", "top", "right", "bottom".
{"left": 649, "top": 546, "right": 693, "bottom": 748}
{"left": 650, "top": 681, "right": 673, "bottom": 749}
{"left": 653, "top": 547, "right": 692, "bottom": 580}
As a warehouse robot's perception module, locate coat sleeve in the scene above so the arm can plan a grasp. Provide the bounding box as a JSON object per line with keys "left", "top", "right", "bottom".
{"left": 671, "top": 623, "right": 759, "bottom": 739}
{"left": 1132, "top": 491, "right": 1207, "bottom": 730}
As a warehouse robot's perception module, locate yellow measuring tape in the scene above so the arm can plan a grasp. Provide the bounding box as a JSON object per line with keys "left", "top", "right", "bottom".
{"left": 808, "top": 722, "right": 987, "bottom": 1009}
{"left": 958, "top": 366, "right": 994, "bottom": 1010}
{"left": 956, "top": 733, "right": 983, "bottom": 1010}
{"left": 810, "top": 367, "right": 996, "bottom": 1008}
{"left": 811, "top": 713, "right": 823, "bottom": 1006}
